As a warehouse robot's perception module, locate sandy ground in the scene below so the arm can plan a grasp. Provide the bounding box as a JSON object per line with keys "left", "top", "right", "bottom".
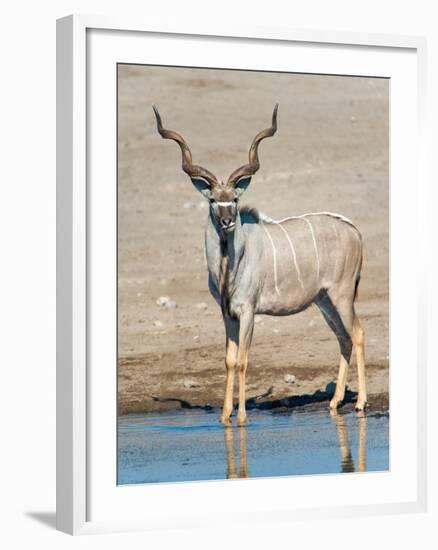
{"left": 117, "top": 65, "right": 389, "bottom": 415}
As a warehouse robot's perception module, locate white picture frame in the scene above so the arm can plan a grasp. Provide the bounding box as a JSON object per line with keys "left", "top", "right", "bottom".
{"left": 56, "top": 14, "right": 428, "bottom": 535}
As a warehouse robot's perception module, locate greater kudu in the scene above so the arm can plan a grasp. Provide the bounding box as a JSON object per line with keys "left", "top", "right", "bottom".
{"left": 153, "top": 104, "right": 366, "bottom": 426}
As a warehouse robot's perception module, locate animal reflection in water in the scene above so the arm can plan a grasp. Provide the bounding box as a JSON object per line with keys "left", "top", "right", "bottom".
{"left": 223, "top": 412, "right": 367, "bottom": 479}
{"left": 224, "top": 426, "right": 249, "bottom": 479}
{"left": 332, "top": 411, "right": 367, "bottom": 473}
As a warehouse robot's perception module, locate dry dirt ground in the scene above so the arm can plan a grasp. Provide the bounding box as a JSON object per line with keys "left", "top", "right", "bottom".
{"left": 117, "top": 65, "right": 389, "bottom": 415}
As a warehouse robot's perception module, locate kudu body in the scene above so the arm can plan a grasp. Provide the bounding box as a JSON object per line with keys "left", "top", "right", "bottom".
{"left": 153, "top": 105, "right": 367, "bottom": 425}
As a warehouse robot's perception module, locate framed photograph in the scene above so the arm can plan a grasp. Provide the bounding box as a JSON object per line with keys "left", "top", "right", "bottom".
{"left": 57, "top": 15, "right": 427, "bottom": 535}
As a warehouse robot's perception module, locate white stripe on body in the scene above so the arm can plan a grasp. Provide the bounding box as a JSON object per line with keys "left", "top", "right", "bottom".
{"left": 276, "top": 223, "right": 305, "bottom": 290}
{"left": 261, "top": 222, "right": 280, "bottom": 296}
{"left": 302, "top": 217, "right": 320, "bottom": 281}
{"left": 331, "top": 218, "right": 340, "bottom": 280}
{"left": 259, "top": 211, "right": 356, "bottom": 229}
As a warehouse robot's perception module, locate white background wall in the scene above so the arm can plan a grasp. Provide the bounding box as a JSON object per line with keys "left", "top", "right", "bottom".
{"left": 0, "top": 1, "right": 436, "bottom": 548}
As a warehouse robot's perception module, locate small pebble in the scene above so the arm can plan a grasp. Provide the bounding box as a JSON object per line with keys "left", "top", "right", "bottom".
{"left": 183, "top": 379, "right": 200, "bottom": 389}
{"left": 195, "top": 302, "right": 208, "bottom": 311}
{"left": 254, "top": 317, "right": 263, "bottom": 324}
{"left": 284, "top": 374, "right": 296, "bottom": 384}
{"left": 308, "top": 319, "right": 316, "bottom": 328}
{"left": 273, "top": 328, "right": 279, "bottom": 334}
{"left": 153, "top": 320, "right": 164, "bottom": 328}
{"left": 183, "top": 201, "right": 193, "bottom": 209}
{"left": 156, "top": 296, "right": 177, "bottom": 309}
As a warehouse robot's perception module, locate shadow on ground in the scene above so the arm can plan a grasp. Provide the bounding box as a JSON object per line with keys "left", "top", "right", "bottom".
{"left": 247, "top": 382, "right": 357, "bottom": 411}
{"left": 149, "top": 382, "right": 359, "bottom": 413}
{"left": 150, "top": 395, "right": 214, "bottom": 411}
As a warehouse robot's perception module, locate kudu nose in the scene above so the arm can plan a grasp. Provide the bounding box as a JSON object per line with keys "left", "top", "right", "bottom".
{"left": 221, "top": 218, "right": 232, "bottom": 227}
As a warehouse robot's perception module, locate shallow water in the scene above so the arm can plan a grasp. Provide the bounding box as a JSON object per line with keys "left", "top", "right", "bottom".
{"left": 117, "top": 408, "right": 389, "bottom": 485}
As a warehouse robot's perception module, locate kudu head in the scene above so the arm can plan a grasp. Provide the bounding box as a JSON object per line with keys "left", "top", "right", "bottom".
{"left": 152, "top": 104, "right": 278, "bottom": 232}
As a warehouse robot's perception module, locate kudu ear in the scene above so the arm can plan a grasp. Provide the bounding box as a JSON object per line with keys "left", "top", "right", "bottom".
{"left": 234, "top": 176, "right": 252, "bottom": 197}
{"left": 190, "top": 176, "right": 212, "bottom": 198}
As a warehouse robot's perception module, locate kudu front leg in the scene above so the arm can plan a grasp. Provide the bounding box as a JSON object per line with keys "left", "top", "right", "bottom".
{"left": 221, "top": 317, "right": 239, "bottom": 425}
{"left": 236, "top": 310, "right": 255, "bottom": 426}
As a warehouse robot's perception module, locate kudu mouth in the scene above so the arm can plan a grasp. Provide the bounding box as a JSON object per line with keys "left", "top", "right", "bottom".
{"left": 221, "top": 221, "right": 236, "bottom": 232}
{"left": 218, "top": 209, "right": 237, "bottom": 232}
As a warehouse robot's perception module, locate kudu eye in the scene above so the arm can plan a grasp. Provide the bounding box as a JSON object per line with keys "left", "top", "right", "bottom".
{"left": 209, "top": 198, "right": 216, "bottom": 204}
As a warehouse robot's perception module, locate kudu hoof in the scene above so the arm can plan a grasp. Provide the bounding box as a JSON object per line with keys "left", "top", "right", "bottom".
{"left": 220, "top": 415, "right": 232, "bottom": 426}
{"left": 329, "top": 397, "right": 342, "bottom": 410}
{"left": 236, "top": 416, "right": 247, "bottom": 427}
{"left": 355, "top": 401, "right": 368, "bottom": 412}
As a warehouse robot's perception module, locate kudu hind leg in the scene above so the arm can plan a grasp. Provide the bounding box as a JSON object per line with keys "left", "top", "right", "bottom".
{"left": 353, "top": 316, "right": 367, "bottom": 410}
{"left": 316, "top": 291, "right": 354, "bottom": 409}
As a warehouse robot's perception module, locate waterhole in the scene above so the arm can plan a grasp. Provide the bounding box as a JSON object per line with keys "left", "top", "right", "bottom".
{"left": 118, "top": 408, "right": 389, "bottom": 485}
